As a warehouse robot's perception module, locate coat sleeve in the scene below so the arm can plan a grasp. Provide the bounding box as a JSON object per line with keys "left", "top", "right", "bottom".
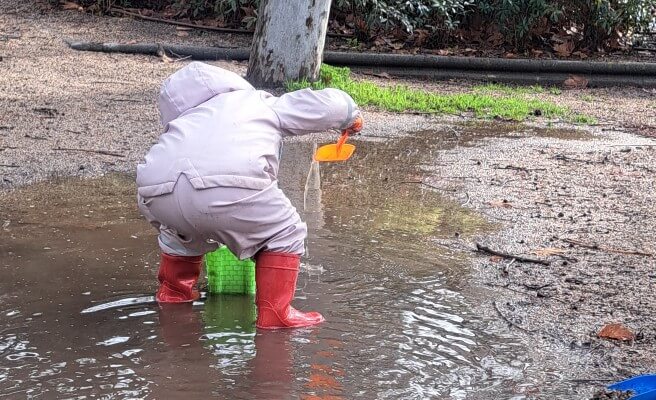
{"left": 267, "top": 88, "right": 360, "bottom": 136}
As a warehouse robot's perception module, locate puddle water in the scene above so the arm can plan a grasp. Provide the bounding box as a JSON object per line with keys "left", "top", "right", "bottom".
{"left": 0, "top": 127, "right": 576, "bottom": 398}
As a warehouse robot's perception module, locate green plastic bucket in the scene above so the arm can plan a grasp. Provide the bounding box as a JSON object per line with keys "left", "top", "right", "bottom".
{"left": 205, "top": 246, "right": 256, "bottom": 295}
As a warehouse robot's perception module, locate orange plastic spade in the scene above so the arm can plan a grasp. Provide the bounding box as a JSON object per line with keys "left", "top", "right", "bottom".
{"left": 314, "top": 132, "right": 355, "bottom": 162}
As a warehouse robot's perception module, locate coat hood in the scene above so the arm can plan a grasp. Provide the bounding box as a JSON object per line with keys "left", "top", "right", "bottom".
{"left": 158, "top": 62, "right": 255, "bottom": 126}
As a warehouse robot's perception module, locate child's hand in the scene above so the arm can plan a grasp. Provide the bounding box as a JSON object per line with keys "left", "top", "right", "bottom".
{"left": 345, "top": 115, "right": 363, "bottom": 136}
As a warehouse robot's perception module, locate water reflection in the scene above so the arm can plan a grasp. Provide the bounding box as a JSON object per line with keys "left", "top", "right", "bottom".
{"left": 0, "top": 127, "right": 548, "bottom": 399}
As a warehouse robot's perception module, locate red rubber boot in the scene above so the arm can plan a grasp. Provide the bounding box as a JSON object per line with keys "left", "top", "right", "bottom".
{"left": 255, "top": 252, "right": 325, "bottom": 329}
{"left": 156, "top": 253, "right": 203, "bottom": 303}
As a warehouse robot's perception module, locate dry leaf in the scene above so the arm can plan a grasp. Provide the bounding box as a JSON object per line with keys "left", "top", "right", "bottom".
{"left": 572, "top": 51, "right": 588, "bottom": 59}
{"left": 125, "top": 40, "right": 138, "bottom": 45}
{"left": 598, "top": 323, "right": 635, "bottom": 341}
{"left": 490, "top": 199, "right": 512, "bottom": 208}
{"left": 60, "top": 0, "right": 81, "bottom": 10}
{"left": 489, "top": 256, "right": 504, "bottom": 263}
{"left": 532, "top": 248, "right": 566, "bottom": 257}
{"left": 373, "top": 72, "right": 392, "bottom": 79}
{"left": 554, "top": 41, "right": 575, "bottom": 57}
{"left": 176, "top": 31, "right": 190, "bottom": 37}
{"left": 563, "top": 75, "right": 589, "bottom": 90}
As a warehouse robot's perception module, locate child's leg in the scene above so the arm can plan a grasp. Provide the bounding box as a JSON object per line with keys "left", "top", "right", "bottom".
{"left": 138, "top": 178, "right": 216, "bottom": 303}
{"left": 198, "top": 183, "right": 323, "bottom": 329}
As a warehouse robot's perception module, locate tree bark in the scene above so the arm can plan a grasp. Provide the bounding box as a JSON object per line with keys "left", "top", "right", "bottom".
{"left": 247, "top": 0, "right": 332, "bottom": 87}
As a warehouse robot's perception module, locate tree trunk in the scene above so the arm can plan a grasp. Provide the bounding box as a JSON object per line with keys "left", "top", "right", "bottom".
{"left": 247, "top": 0, "right": 332, "bottom": 87}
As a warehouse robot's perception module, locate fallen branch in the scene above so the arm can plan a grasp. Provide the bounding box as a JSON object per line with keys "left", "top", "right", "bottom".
{"left": 522, "top": 282, "right": 553, "bottom": 291}
{"left": 109, "top": 7, "right": 353, "bottom": 38}
{"left": 553, "top": 154, "right": 608, "bottom": 165}
{"left": 53, "top": 147, "right": 125, "bottom": 158}
{"left": 109, "top": 7, "right": 255, "bottom": 34}
{"left": 493, "top": 301, "right": 536, "bottom": 333}
{"left": 492, "top": 164, "right": 547, "bottom": 172}
{"left": 561, "top": 238, "right": 654, "bottom": 257}
{"left": 475, "top": 243, "right": 551, "bottom": 265}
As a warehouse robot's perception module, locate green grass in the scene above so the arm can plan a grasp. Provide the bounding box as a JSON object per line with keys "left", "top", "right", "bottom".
{"left": 571, "top": 114, "right": 598, "bottom": 124}
{"left": 288, "top": 65, "right": 591, "bottom": 123}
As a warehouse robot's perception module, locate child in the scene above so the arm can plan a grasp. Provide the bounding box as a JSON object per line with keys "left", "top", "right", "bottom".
{"left": 137, "top": 62, "right": 362, "bottom": 329}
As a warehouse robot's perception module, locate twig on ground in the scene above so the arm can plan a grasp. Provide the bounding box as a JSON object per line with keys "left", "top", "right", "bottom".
{"left": 108, "top": 7, "right": 353, "bottom": 38}
{"left": 522, "top": 283, "right": 553, "bottom": 291}
{"left": 25, "top": 134, "right": 47, "bottom": 140}
{"left": 553, "top": 154, "right": 608, "bottom": 165}
{"left": 492, "top": 164, "right": 547, "bottom": 172}
{"left": 110, "top": 7, "right": 255, "bottom": 34}
{"left": 108, "top": 98, "right": 143, "bottom": 103}
{"left": 475, "top": 243, "right": 551, "bottom": 265}
{"left": 569, "top": 378, "right": 615, "bottom": 384}
{"left": 0, "top": 34, "right": 21, "bottom": 41}
{"left": 53, "top": 147, "right": 126, "bottom": 158}
{"left": 0, "top": 164, "right": 19, "bottom": 168}
{"left": 561, "top": 238, "right": 654, "bottom": 257}
{"left": 493, "top": 301, "right": 536, "bottom": 333}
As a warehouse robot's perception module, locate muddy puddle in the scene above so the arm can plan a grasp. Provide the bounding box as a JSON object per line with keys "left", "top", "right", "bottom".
{"left": 0, "top": 127, "right": 593, "bottom": 399}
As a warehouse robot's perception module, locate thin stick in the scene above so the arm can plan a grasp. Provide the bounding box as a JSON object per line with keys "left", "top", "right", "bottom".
{"left": 475, "top": 243, "right": 551, "bottom": 265}
{"left": 53, "top": 147, "right": 125, "bottom": 158}
{"left": 0, "top": 164, "right": 19, "bottom": 168}
{"left": 110, "top": 8, "right": 254, "bottom": 34}
{"left": 109, "top": 7, "right": 353, "bottom": 38}
{"left": 561, "top": 238, "right": 654, "bottom": 257}
{"left": 492, "top": 164, "right": 547, "bottom": 172}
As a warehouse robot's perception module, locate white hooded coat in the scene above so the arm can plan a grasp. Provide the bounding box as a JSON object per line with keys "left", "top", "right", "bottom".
{"left": 136, "top": 62, "right": 359, "bottom": 259}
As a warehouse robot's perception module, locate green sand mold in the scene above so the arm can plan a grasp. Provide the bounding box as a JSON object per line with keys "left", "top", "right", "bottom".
{"left": 205, "top": 246, "right": 256, "bottom": 295}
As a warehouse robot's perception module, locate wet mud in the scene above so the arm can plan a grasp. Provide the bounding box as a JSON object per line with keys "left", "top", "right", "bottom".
{"left": 1, "top": 123, "right": 655, "bottom": 399}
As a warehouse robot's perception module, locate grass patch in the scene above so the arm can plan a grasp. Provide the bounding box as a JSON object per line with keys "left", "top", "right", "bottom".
{"left": 288, "top": 65, "right": 590, "bottom": 123}
{"left": 571, "top": 114, "right": 598, "bottom": 124}
{"left": 580, "top": 94, "right": 595, "bottom": 102}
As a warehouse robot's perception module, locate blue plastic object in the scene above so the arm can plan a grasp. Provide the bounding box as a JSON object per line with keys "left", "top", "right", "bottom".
{"left": 608, "top": 375, "right": 656, "bottom": 400}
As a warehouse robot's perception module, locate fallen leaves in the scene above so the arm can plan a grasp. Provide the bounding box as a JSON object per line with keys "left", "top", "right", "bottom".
{"left": 553, "top": 40, "right": 575, "bottom": 57}
{"left": 60, "top": 0, "right": 82, "bottom": 11}
{"left": 598, "top": 323, "right": 635, "bottom": 342}
{"left": 563, "top": 75, "right": 589, "bottom": 90}
{"left": 176, "top": 27, "right": 191, "bottom": 37}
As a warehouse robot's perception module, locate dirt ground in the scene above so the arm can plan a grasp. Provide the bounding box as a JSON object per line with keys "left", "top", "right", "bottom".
{"left": 2, "top": 1, "right": 656, "bottom": 398}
